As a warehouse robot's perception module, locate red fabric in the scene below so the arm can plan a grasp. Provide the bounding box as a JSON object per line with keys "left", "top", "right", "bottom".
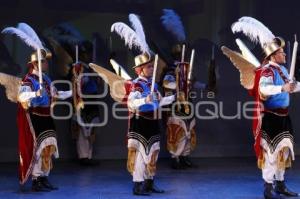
{"left": 74, "top": 63, "right": 83, "bottom": 74}
{"left": 122, "top": 80, "right": 133, "bottom": 103}
{"left": 248, "top": 67, "right": 264, "bottom": 158}
{"left": 17, "top": 103, "right": 35, "bottom": 184}
{"left": 261, "top": 67, "right": 274, "bottom": 79}
{"left": 177, "top": 63, "right": 189, "bottom": 97}
{"left": 72, "top": 63, "right": 84, "bottom": 108}
{"left": 130, "top": 82, "right": 143, "bottom": 93}
{"left": 264, "top": 108, "right": 288, "bottom": 115}
{"left": 29, "top": 107, "right": 50, "bottom": 115}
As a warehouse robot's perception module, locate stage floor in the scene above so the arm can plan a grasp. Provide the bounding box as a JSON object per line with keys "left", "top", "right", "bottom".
{"left": 0, "top": 157, "right": 299, "bottom": 199}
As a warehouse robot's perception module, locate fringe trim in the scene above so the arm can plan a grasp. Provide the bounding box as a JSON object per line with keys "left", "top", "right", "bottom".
{"left": 167, "top": 116, "right": 196, "bottom": 137}
{"left": 127, "top": 147, "right": 136, "bottom": 174}
{"left": 35, "top": 137, "right": 59, "bottom": 159}
{"left": 146, "top": 150, "right": 159, "bottom": 177}
{"left": 127, "top": 132, "right": 160, "bottom": 155}
{"left": 127, "top": 139, "right": 160, "bottom": 164}
{"left": 258, "top": 139, "right": 294, "bottom": 169}
{"left": 277, "top": 147, "right": 292, "bottom": 170}
{"left": 190, "top": 128, "right": 197, "bottom": 151}
{"left": 41, "top": 145, "right": 56, "bottom": 172}
{"left": 261, "top": 131, "right": 294, "bottom": 153}
{"left": 261, "top": 137, "right": 294, "bottom": 161}
{"left": 257, "top": 150, "right": 265, "bottom": 169}
{"left": 167, "top": 124, "right": 185, "bottom": 153}
{"left": 167, "top": 116, "right": 197, "bottom": 154}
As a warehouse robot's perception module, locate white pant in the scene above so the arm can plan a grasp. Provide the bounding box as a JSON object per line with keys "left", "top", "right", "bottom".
{"left": 77, "top": 129, "right": 93, "bottom": 159}
{"left": 133, "top": 151, "right": 154, "bottom": 182}
{"left": 171, "top": 137, "right": 191, "bottom": 158}
{"left": 32, "top": 156, "right": 50, "bottom": 178}
{"left": 262, "top": 150, "right": 289, "bottom": 183}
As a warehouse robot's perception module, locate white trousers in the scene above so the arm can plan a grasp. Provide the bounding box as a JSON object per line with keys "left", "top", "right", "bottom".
{"left": 76, "top": 129, "right": 93, "bottom": 159}
{"left": 171, "top": 137, "right": 191, "bottom": 158}
{"left": 262, "top": 150, "right": 289, "bottom": 183}
{"left": 132, "top": 151, "right": 154, "bottom": 182}
{"left": 32, "top": 156, "right": 50, "bottom": 179}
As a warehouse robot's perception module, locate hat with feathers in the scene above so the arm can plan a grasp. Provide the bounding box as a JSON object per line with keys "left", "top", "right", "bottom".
{"left": 160, "top": 9, "right": 187, "bottom": 59}
{"left": 231, "top": 16, "right": 285, "bottom": 59}
{"left": 2, "top": 22, "right": 51, "bottom": 63}
{"left": 161, "top": 9, "right": 186, "bottom": 43}
{"left": 111, "top": 13, "right": 153, "bottom": 68}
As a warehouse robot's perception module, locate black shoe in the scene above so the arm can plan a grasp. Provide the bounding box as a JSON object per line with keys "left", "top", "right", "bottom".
{"left": 171, "top": 157, "right": 185, "bottom": 170}
{"left": 40, "top": 177, "right": 58, "bottom": 190}
{"left": 144, "top": 179, "right": 165, "bottom": 193}
{"left": 133, "top": 182, "right": 151, "bottom": 196}
{"left": 275, "top": 180, "right": 298, "bottom": 197}
{"left": 264, "top": 182, "right": 282, "bottom": 199}
{"left": 31, "top": 178, "right": 50, "bottom": 192}
{"left": 179, "top": 156, "right": 193, "bottom": 167}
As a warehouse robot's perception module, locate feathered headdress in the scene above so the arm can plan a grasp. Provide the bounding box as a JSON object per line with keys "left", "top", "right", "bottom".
{"left": 2, "top": 22, "right": 44, "bottom": 50}
{"left": 161, "top": 9, "right": 186, "bottom": 42}
{"left": 111, "top": 13, "right": 150, "bottom": 55}
{"left": 231, "top": 16, "right": 274, "bottom": 48}
{"left": 232, "top": 16, "right": 284, "bottom": 58}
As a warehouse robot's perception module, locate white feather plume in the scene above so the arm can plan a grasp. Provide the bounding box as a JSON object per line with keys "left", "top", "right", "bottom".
{"left": 129, "top": 14, "right": 146, "bottom": 43}
{"left": 161, "top": 9, "right": 186, "bottom": 42}
{"left": 2, "top": 27, "right": 42, "bottom": 50}
{"left": 111, "top": 22, "right": 150, "bottom": 54}
{"left": 110, "top": 59, "right": 132, "bottom": 80}
{"left": 232, "top": 16, "right": 274, "bottom": 47}
{"left": 236, "top": 38, "right": 260, "bottom": 67}
{"left": 17, "top": 23, "right": 43, "bottom": 49}
{"left": 128, "top": 14, "right": 150, "bottom": 53}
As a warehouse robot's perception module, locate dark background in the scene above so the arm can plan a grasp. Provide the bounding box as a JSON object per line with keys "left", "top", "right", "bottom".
{"left": 0, "top": 0, "right": 300, "bottom": 162}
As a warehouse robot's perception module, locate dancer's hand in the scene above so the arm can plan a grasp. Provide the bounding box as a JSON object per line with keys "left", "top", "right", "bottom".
{"left": 282, "top": 82, "right": 296, "bottom": 93}
{"left": 145, "top": 94, "right": 153, "bottom": 103}
{"left": 36, "top": 89, "right": 42, "bottom": 97}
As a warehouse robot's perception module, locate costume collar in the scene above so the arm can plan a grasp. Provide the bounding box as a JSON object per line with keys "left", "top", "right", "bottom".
{"left": 31, "top": 69, "right": 40, "bottom": 76}
{"left": 138, "top": 75, "right": 151, "bottom": 83}
{"left": 268, "top": 61, "right": 281, "bottom": 68}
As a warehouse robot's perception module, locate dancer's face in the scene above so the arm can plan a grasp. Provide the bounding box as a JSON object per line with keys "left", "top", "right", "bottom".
{"left": 33, "top": 59, "right": 49, "bottom": 72}
{"left": 271, "top": 48, "right": 286, "bottom": 64}
{"left": 141, "top": 62, "right": 154, "bottom": 78}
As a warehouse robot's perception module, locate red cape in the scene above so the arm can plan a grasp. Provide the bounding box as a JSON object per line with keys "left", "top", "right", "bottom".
{"left": 17, "top": 103, "right": 36, "bottom": 184}
{"left": 248, "top": 67, "right": 264, "bottom": 158}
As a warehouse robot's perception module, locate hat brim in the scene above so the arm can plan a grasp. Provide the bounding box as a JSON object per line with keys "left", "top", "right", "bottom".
{"left": 27, "top": 58, "right": 46, "bottom": 64}
{"left": 27, "top": 49, "right": 50, "bottom": 64}
{"left": 132, "top": 59, "right": 153, "bottom": 69}
{"left": 264, "top": 37, "right": 285, "bottom": 59}
{"left": 163, "top": 81, "right": 176, "bottom": 90}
